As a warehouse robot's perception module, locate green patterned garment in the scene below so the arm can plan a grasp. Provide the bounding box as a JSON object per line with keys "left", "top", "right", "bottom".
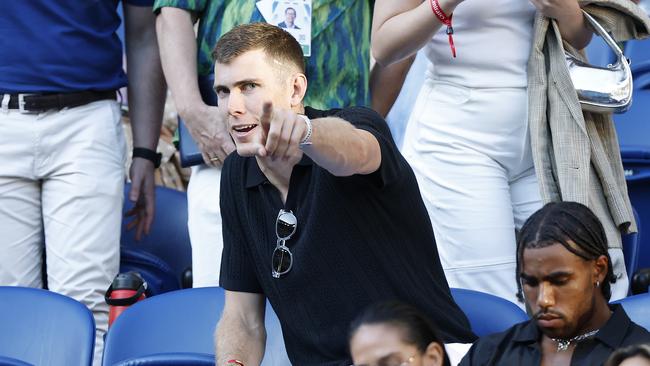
{"left": 153, "top": 0, "right": 371, "bottom": 109}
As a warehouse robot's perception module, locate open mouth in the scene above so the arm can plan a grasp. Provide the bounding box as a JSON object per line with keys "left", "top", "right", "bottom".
{"left": 232, "top": 124, "right": 257, "bottom": 133}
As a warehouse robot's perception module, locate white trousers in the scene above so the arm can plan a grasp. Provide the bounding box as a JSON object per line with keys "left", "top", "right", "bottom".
{"left": 402, "top": 78, "right": 631, "bottom": 305}
{"left": 402, "top": 79, "right": 542, "bottom": 307}
{"left": 0, "top": 100, "right": 125, "bottom": 365}
{"left": 187, "top": 164, "right": 223, "bottom": 287}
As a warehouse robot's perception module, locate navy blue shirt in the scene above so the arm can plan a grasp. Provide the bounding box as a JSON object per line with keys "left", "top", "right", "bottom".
{"left": 0, "top": 0, "right": 151, "bottom": 93}
{"left": 220, "top": 106, "right": 476, "bottom": 366}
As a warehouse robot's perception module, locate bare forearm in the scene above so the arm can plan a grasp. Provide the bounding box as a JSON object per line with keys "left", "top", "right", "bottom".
{"left": 371, "top": 0, "right": 459, "bottom": 66}
{"left": 156, "top": 7, "right": 205, "bottom": 116}
{"left": 370, "top": 55, "right": 415, "bottom": 117}
{"left": 556, "top": 5, "right": 592, "bottom": 50}
{"left": 303, "top": 117, "right": 380, "bottom": 176}
{"left": 125, "top": 5, "right": 166, "bottom": 150}
{"left": 215, "top": 316, "right": 266, "bottom": 366}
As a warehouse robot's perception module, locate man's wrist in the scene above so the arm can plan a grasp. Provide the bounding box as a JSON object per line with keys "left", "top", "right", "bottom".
{"left": 298, "top": 114, "right": 313, "bottom": 147}
{"left": 132, "top": 147, "right": 162, "bottom": 168}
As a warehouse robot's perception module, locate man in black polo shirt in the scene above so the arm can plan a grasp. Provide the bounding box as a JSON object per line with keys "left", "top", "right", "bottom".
{"left": 212, "top": 23, "right": 475, "bottom": 366}
{"left": 460, "top": 202, "right": 650, "bottom": 366}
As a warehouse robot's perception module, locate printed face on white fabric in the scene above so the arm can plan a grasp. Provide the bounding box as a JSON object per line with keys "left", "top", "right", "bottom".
{"left": 285, "top": 7, "right": 296, "bottom": 26}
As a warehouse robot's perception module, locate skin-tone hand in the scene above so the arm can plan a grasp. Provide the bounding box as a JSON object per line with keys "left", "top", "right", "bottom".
{"left": 529, "top": 0, "right": 581, "bottom": 21}
{"left": 529, "top": 0, "right": 592, "bottom": 49}
{"left": 185, "top": 103, "right": 235, "bottom": 167}
{"left": 238, "top": 102, "right": 306, "bottom": 163}
{"left": 126, "top": 157, "right": 157, "bottom": 241}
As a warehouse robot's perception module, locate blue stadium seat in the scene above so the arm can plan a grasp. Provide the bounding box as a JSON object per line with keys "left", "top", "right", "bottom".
{"left": 0, "top": 287, "right": 95, "bottom": 366}
{"left": 615, "top": 72, "right": 650, "bottom": 272}
{"left": 450, "top": 288, "right": 529, "bottom": 337}
{"left": 121, "top": 184, "right": 192, "bottom": 293}
{"left": 585, "top": 35, "right": 617, "bottom": 67}
{"left": 102, "top": 287, "right": 289, "bottom": 366}
{"left": 611, "top": 292, "right": 650, "bottom": 331}
{"left": 623, "top": 207, "right": 642, "bottom": 285}
{"left": 625, "top": 39, "right": 650, "bottom": 76}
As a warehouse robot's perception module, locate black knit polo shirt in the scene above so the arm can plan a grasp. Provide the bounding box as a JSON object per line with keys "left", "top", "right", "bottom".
{"left": 220, "top": 106, "right": 476, "bottom": 366}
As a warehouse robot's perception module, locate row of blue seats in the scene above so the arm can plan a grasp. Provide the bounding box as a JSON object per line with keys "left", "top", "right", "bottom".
{"left": 1, "top": 285, "right": 648, "bottom": 366}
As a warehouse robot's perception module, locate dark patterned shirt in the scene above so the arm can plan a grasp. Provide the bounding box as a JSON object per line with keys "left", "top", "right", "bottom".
{"left": 153, "top": 0, "right": 371, "bottom": 109}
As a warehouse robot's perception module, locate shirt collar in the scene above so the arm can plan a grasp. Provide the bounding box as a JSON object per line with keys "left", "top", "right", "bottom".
{"left": 244, "top": 155, "right": 314, "bottom": 189}
{"left": 594, "top": 304, "right": 633, "bottom": 349}
{"left": 512, "top": 319, "right": 542, "bottom": 344}
{"left": 511, "top": 304, "right": 632, "bottom": 348}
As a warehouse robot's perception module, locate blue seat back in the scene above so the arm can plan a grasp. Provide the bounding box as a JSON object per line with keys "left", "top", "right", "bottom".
{"left": 586, "top": 36, "right": 617, "bottom": 67}
{"left": 615, "top": 71, "right": 650, "bottom": 271}
{"left": 0, "top": 287, "right": 95, "bottom": 366}
{"left": 622, "top": 207, "right": 642, "bottom": 284}
{"left": 121, "top": 184, "right": 192, "bottom": 292}
{"left": 119, "top": 247, "right": 180, "bottom": 296}
{"left": 262, "top": 301, "right": 291, "bottom": 366}
{"left": 612, "top": 292, "right": 650, "bottom": 331}
{"left": 103, "top": 287, "right": 289, "bottom": 366}
{"left": 450, "top": 288, "right": 529, "bottom": 337}
{"left": 625, "top": 39, "right": 650, "bottom": 76}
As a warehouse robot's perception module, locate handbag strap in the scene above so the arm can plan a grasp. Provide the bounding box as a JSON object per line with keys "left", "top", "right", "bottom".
{"left": 581, "top": 9, "right": 625, "bottom": 58}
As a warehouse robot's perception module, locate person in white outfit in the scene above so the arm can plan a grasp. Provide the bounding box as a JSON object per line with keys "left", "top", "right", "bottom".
{"left": 371, "top": 0, "right": 606, "bottom": 306}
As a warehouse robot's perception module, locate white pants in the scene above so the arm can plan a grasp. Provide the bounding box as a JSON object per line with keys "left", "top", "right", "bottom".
{"left": 402, "top": 79, "right": 543, "bottom": 307}
{"left": 0, "top": 100, "right": 125, "bottom": 365}
{"left": 187, "top": 164, "right": 223, "bottom": 287}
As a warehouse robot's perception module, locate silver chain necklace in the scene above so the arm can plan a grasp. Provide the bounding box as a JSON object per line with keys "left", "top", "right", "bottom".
{"left": 551, "top": 329, "right": 599, "bottom": 352}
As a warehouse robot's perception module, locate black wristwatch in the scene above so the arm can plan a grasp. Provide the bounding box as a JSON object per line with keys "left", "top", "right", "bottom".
{"left": 132, "top": 147, "right": 162, "bottom": 168}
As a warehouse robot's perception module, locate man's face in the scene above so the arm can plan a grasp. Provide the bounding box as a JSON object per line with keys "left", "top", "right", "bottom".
{"left": 285, "top": 8, "right": 296, "bottom": 24}
{"left": 214, "top": 49, "right": 294, "bottom": 157}
{"left": 520, "top": 243, "right": 602, "bottom": 339}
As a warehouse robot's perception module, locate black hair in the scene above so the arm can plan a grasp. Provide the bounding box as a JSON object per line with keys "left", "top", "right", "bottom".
{"left": 349, "top": 301, "right": 450, "bottom": 366}
{"left": 516, "top": 202, "right": 615, "bottom": 302}
{"left": 604, "top": 343, "right": 650, "bottom": 366}
{"left": 285, "top": 7, "right": 296, "bottom": 14}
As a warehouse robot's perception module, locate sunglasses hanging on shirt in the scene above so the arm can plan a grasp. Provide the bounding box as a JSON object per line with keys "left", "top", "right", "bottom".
{"left": 272, "top": 209, "right": 297, "bottom": 278}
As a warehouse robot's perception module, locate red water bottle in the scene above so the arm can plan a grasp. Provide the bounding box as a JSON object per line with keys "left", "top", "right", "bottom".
{"left": 105, "top": 272, "right": 147, "bottom": 327}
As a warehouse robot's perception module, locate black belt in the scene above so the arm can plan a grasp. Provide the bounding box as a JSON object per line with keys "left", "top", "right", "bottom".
{"left": 6, "top": 90, "right": 117, "bottom": 112}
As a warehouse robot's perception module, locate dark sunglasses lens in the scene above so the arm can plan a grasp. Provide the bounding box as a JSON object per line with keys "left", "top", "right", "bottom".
{"left": 276, "top": 211, "right": 297, "bottom": 239}
{"left": 272, "top": 246, "right": 292, "bottom": 275}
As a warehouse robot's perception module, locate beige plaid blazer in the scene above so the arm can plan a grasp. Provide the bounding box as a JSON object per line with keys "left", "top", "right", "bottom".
{"left": 528, "top": 0, "right": 650, "bottom": 248}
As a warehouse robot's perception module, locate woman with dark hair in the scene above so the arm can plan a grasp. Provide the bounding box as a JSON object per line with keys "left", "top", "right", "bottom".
{"left": 349, "top": 301, "right": 451, "bottom": 366}
{"left": 605, "top": 344, "right": 650, "bottom": 366}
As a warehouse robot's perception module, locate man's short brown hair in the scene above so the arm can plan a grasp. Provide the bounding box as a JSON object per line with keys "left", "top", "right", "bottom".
{"left": 212, "top": 22, "right": 305, "bottom": 74}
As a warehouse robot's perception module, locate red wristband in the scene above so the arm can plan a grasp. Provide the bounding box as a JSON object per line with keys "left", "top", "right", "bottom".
{"left": 429, "top": 0, "right": 457, "bottom": 58}
{"left": 227, "top": 360, "right": 245, "bottom": 366}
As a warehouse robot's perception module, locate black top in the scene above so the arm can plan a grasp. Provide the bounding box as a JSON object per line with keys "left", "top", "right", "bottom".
{"left": 220, "top": 106, "right": 476, "bottom": 366}
{"left": 459, "top": 304, "right": 650, "bottom": 366}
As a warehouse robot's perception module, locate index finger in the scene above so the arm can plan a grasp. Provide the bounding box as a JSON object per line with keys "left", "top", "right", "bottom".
{"left": 260, "top": 102, "right": 273, "bottom": 131}
{"left": 260, "top": 102, "right": 273, "bottom": 125}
